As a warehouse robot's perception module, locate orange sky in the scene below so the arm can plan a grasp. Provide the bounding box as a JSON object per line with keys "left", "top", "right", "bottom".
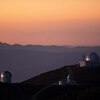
{"left": 0, "top": 0, "right": 100, "bottom": 45}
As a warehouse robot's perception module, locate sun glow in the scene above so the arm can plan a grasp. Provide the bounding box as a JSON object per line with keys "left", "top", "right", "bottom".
{"left": 0, "top": 0, "right": 100, "bottom": 45}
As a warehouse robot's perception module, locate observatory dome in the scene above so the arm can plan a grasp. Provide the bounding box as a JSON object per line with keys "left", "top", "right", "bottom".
{"left": 1, "top": 71, "right": 12, "bottom": 78}
{"left": 86, "top": 52, "right": 100, "bottom": 64}
{"left": 0, "top": 71, "right": 12, "bottom": 83}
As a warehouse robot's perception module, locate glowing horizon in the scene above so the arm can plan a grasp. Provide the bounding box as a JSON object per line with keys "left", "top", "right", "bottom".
{"left": 0, "top": 0, "right": 100, "bottom": 46}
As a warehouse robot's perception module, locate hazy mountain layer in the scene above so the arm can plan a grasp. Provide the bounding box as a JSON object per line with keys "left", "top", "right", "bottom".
{"left": 0, "top": 42, "right": 100, "bottom": 82}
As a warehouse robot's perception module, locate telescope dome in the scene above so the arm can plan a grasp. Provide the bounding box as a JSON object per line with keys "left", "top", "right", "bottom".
{"left": 0, "top": 71, "right": 12, "bottom": 83}
{"left": 86, "top": 52, "right": 100, "bottom": 64}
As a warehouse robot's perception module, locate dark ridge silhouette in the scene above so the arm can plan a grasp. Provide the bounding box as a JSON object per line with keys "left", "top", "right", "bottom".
{"left": 77, "top": 87, "right": 100, "bottom": 100}
{"left": 22, "top": 66, "right": 67, "bottom": 85}
{"left": 0, "top": 58, "right": 100, "bottom": 100}
{"left": 22, "top": 65, "right": 77, "bottom": 85}
{"left": 0, "top": 82, "right": 81, "bottom": 100}
{"left": 0, "top": 83, "right": 100, "bottom": 100}
{"left": 23, "top": 65, "right": 100, "bottom": 100}
{"left": 22, "top": 65, "right": 100, "bottom": 86}
{"left": 0, "top": 82, "right": 45, "bottom": 100}
{"left": 68, "top": 65, "right": 100, "bottom": 86}
{"left": 30, "top": 85, "right": 82, "bottom": 100}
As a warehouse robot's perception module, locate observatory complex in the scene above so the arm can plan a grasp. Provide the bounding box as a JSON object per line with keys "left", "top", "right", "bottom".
{"left": 80, "top": 52, "right": 100, "bottom": 67}
{"left": 58, "top": 52, "right": 100, "bottom": 86}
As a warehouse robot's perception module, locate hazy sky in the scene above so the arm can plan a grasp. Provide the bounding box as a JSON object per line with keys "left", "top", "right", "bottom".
{"left": 0, "top": 0, "right": 100, "bottom": 45}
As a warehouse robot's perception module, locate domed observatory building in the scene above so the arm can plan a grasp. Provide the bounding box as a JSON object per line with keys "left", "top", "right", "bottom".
{"left": 0, "top": 71, "right": 12, "bottom": 83}
{"left": 58, "top": 74, "right": 77, "bottom": 85}
{"left": 80, "top": 52, "right": 100, "bottom": 67}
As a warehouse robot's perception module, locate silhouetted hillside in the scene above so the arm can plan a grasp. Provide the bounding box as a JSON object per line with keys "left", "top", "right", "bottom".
{"left": 0, "top": 82, "right": 45, "bottom": 100}
{"left": 22, "top": 65, "right": 77, "bottom": 85}
{"left": 22, "top": 66, "right": 68, "bottom": 85}
{"left": 0, "top": 81, "right": 100, "bottom": 100}
{"left": 23, "top": 65, "right": 100, "bottom": 86}
{"left": 0, "top": 42, "right": 100, "bottom": 82}
{"left": 0, "top": 82, "right": 84, "bottom": 100}
{"left": 1, "top": 63, "right": 100, "bottom": 100}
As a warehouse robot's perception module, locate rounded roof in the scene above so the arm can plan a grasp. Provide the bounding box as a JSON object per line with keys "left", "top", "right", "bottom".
{"left": 86, "top": 52, "right": 100, "bottom": 63}
{"left": 1, "top": 71, "right": 12, "bottom": 78}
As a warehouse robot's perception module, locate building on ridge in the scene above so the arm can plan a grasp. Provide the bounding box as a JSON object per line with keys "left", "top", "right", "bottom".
{"left": 80, "top": 52, "right": 100, "bottom": 67}
{"left": 0, "top": 71, "right": 12, "bottom": 83}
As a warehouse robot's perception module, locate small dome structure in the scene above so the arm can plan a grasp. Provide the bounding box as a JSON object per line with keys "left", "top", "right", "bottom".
{"left": 66, "top": 74, "right": 77, "bottom": 85}
{"left": 0, "top": 71, "right": 12, "bottom": 83}
{"left": 86, "top": 52, "right": 100, "bottom": 64}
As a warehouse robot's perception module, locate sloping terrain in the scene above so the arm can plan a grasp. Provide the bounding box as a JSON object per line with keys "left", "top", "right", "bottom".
{"left": 1, "top": 64, "right": 100, "bottom": 100}
{"left": 23, "top": 65, "right": 100, "bottom": 86}
{"left": 22, "top": 65, "right": 78, "bottom": 85}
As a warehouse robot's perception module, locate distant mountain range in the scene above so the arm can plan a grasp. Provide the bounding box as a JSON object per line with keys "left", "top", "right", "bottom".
{"left": 0, "top": 42, "right": 100, "bottom": 82}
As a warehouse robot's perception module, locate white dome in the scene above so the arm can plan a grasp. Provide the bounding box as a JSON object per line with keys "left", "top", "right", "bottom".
{"left": 0, "top": 71, "right": 12, "bottom": 83}
{"left": 1, "top": 71, "right": 12, "bottom": 78}
{"left": 86, "top": 52, "right": 100, "bottom": 63}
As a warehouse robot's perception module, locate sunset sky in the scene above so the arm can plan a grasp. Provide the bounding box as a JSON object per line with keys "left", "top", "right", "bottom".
{"left": 0, "top": 0, "right": 100, "bottom": 46}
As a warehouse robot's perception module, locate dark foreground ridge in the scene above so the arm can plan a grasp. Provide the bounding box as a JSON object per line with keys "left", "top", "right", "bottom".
{"left": 23, "top": 65, "right": 100, "bottom": 86}
{"left": 1, "top": 65, "right": 100, "bottom": 100}
{"left": 0, "top": 83, "right": 100, "bottom": 100}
